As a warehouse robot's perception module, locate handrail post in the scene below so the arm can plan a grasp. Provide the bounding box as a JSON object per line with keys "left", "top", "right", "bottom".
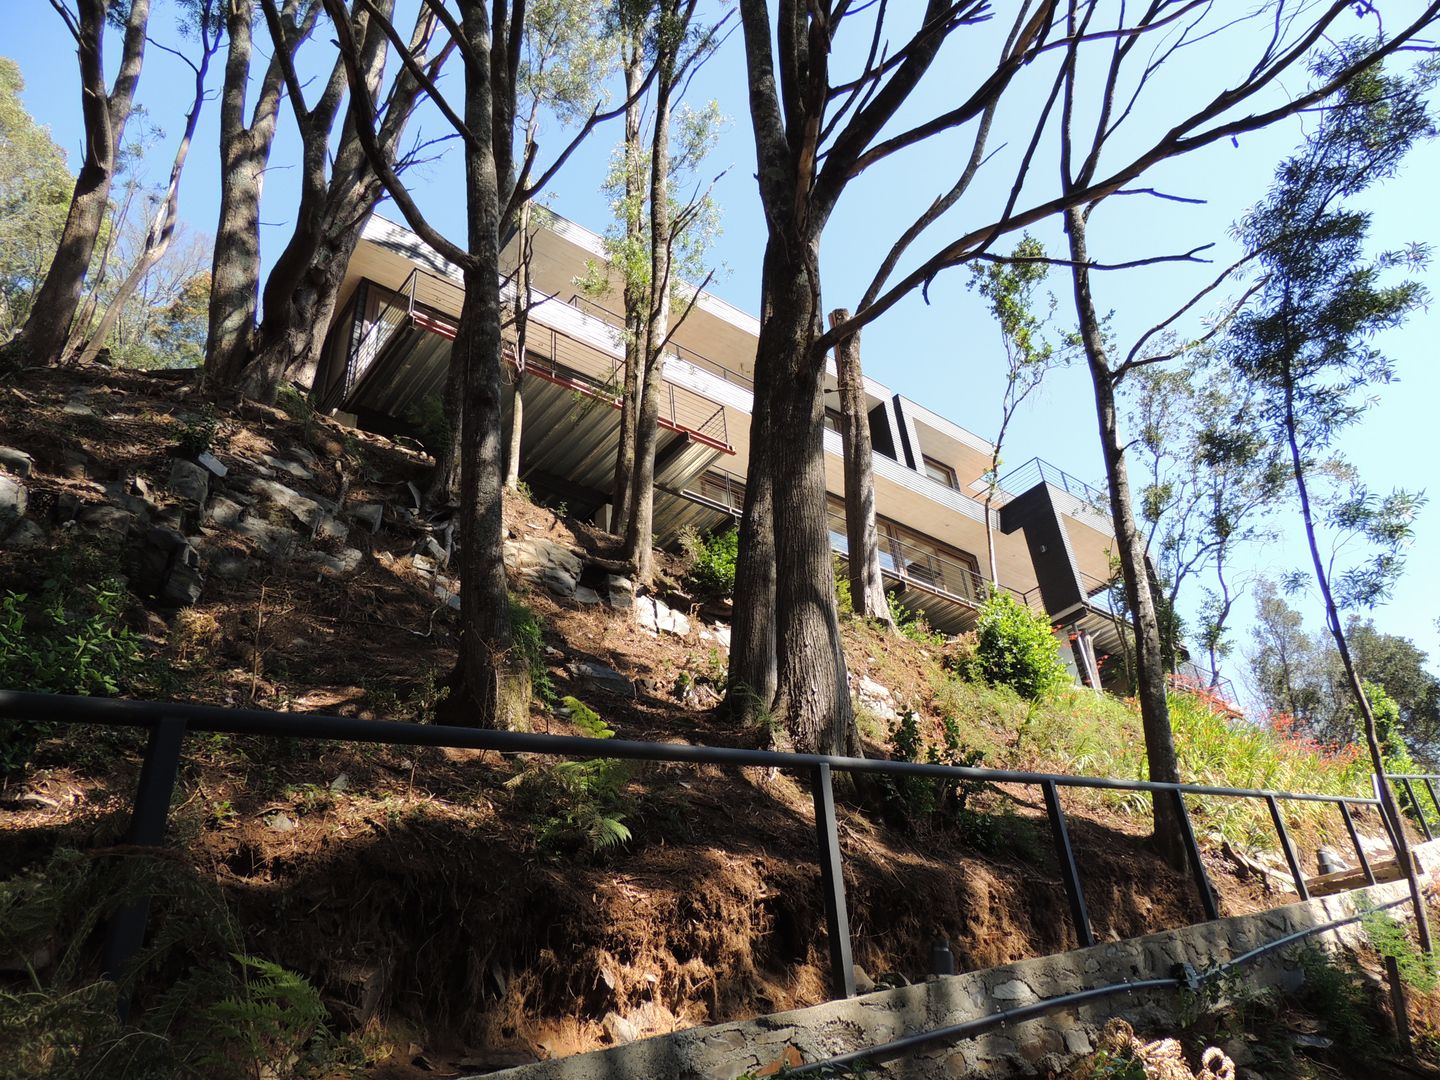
{"left": 104, "top": 715, "right": 186, "bottom": 1017}
{"left": 1403, "top": 778, "right": 1433, "bottom": 841}
{"left": 1266, "top": 795, "right": 1309, "bottom": 901}
{"left": 1337, "top": 800, "right": 1376, "bottom": 885}
{"left": 1374, "top": 773, "right": 1405, "bottom": 856}
{"left": 1425, "top": 778, "right": 1440, "bottom": 825}
{"left": 1172, "top": 790, "right": 1220, "bottom": 921}
{"left": 1042, "top": 781, "right": 1094, "bottom": 948}
{"left": 811, "top": 763, "right": 856, "bottom": 999}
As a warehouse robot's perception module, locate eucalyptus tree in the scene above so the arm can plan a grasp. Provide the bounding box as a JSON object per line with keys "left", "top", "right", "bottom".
{"left": 327, "top": 0, "right": 647, "bottom": 726}
{"left": 723, "top": 0, "right": 1440, "bottom": 770}
{"left": 1126, "top": 357, "right": 1288, "bottom": 681}
{"left": 72, "top": 0, "right": 224, "bottom": 368}
{"left": 203, "top": 0, "right": 321, "bottom": 387}
{"left": 1050, "top": 1, "right": 1438, "bottom": 864}
{"left": 0, "top": 0, "right": 151, "bottom": 368}
{"left": 968, "top": 234, "right": 1068, "bottom": 590}
{"left": 0, "top": 58, "right": 72, "bottom": 338}
{"left": 1225, "top": 58, "right": 1436, "bottom": 944}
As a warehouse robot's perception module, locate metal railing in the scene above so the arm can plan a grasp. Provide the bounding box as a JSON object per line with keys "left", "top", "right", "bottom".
{"left": 566, "top": 292, "right": 756, "bottom": 391}
{"left": 0, "top": 688, "right": 1408, "bottom": 1007}
{"left": 992, "top": 457, "right": 1109, "bottom": 511}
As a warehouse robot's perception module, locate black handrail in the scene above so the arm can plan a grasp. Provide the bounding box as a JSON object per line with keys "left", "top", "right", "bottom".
{"left": 0, "top": 689, "right": 1401, "bottom": 1007}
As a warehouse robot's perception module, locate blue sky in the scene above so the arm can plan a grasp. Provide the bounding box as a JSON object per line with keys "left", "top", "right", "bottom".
{"left": 7, "top": 2, "right": 1439, "bottom": 695}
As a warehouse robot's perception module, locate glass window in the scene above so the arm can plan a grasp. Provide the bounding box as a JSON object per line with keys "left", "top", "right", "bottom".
{"left": 923, "top": 455, "right": 959, "bottom": 490}
{"left": 699, "top": 471, "right": 745, "bottom": 511}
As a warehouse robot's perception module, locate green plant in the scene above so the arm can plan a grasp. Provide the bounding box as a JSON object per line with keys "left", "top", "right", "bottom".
{"left": 887, "top": 591, "right": 946, "bottom": 645}
{"left": 960, "top": 592, "right": 1068, "bottom": 699}
{"left": 1295, "top": 945, "right": 1382, "bottom": 1053}
{"left": 0, "top": 578, "right": 146, "bottom": 773}
{"left": 881, "top": 712, "right": 993, "bottom": 839}
{"left": 192, "top": 954, "right": 329, "bottom": 1080}
{"left": 175, "top": 406, "right": 219, "bottom": 458}
{"left": 1361, "top": 904, "right": 1437, "bottom": 992}
{"left": 680, "top": 525, "right": 739, "bottom": 598}
{"left": 507, "top": 697, "right": 632, "bottom": 853}
{"left": 834, "top": 555, "right": 853, "bottom": 616}
{"left": 509, "top": 598, "right": 555, "bottom": 705}
{"left": 400, "top": 392, "right": 450, "bottom": 456}
{"left": 274, "top": 383, "right": 313, "bottom": 424}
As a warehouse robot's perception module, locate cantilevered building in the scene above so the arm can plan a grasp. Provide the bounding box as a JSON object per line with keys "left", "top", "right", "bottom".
{"left": 312, "top": 214, "right": 1130, "bottom": 687}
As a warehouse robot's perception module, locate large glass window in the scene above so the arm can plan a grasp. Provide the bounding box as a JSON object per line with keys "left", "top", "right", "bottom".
{"left": 825, "top": 497, "right": 981, "bottom": 599}
{"left": 923, "top": 455, "right": 960, "bottom": 490}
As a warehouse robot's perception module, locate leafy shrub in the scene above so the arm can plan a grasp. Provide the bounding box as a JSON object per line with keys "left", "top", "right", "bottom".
{"left": 680, "top": 526, "right": 738, "bottom": 598}
{"left": 509, "top": 598, "right": 555, "bottom": 705}
{"left": 1296, "top": 946, "right": 1382, "bottom": 1053}
{"left": 507, "top": 697, "right": 632, "bottom": 853}
{"left": 0, "top": 578, "right": 145, "bottom": 773}
{"left": 881, "top": 711, "right": 998, "bottom": 844}
{"left": 274, "top": 383, "right": 313, "bottom": 424}
{"left": 175, "top": 407, "right": 219, "bottom": 458}
{"left": 1361, "top": 904, "right": 1437, "bottom": 992}
{"left": 401, "top": 392, "right": 450, "bottom": 457}
{"left": 960, "top": 592, "right": 1068, "bottom": 699}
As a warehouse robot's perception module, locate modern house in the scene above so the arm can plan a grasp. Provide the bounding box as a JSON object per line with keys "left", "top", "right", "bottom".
{"left": 311, "top": 214, "right": 1132, "bottom": 687}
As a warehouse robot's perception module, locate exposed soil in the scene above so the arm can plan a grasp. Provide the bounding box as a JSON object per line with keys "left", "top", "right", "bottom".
{"left": 0, "top": 366, "right": 1417, "bottom": 1076}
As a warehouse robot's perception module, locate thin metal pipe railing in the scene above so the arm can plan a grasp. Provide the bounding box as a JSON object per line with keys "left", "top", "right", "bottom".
{"left": 0, "top": 688, "right": 1400, "bottom": 1008}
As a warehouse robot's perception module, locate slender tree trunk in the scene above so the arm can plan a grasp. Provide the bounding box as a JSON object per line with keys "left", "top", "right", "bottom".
{"left": 427, "top": 345, "right": 465, "bottom": 505}
{"left": 504, "top": 199, "right": 532, "bottom": 490}
{"left": 611, "top": 43, "right": 646, "bottom": 533}
{"left": 77, "top": 24, "right": 216, "bottom": 367}
{"left": 1281, "top": 362, "right": 1432, "bottom": 950}
{"left": 436, "top": 1, "right": 526, "bottom": 729}
{"left": 204, "top": 0, "right": 296, "bottom": 389}
{"left": 623, "top": 59, "right": 676, "bottom": 588}
{"left": 1066, "top": 206, "right": 1185, "bottom": 867}
{"left": 3, "top": 0, "right": 150, "bottom": 367}
{"left": 831, "top": 308, "right": 894, "bottom": 628}
{"left": 726, "top": 367, "right": 778, "bottom": 726}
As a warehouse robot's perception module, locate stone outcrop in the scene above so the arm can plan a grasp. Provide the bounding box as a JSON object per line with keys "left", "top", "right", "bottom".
{"left": 504, "top": 538, "right": 584, "bottom": 599}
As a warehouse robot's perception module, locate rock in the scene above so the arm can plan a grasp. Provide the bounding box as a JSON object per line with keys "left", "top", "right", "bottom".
{"left": 635, "top": 594, "right": 690, "bottom": 637}
{"left": 308, "top": 548, "right": 363, "bottom": 575}
{"left": 0, "top": 475, "right": 27, "bottom": 536}
{"left": 264, "top": 811, "right": 298, "bottom": 833}
{"left": 329, "top": 773, "right": 351, "bottom": 792}
{"left": 160, "top": 562, "right": 205, "bottom": 607}
{"left": 567, "top": 660, "right": 633, "bottom": 697}
{"left": 1062, "top": 1027, "right": 1092, "bottom": 1056}
{"left": 62, "top": 395, "right": 96, "bottom": 417}
{"left": 168, "top": 458, "right": 211, "bottom": 505}
{"left": 205, "top": 496, "right": 246, "bottom": 528}
{"left": 852, "top": 965, "right": 876, "bottom": 994}
{"left": 257, "top": 452, "right": 310, "bottom": 479}
{"left": 434, "top": 583, "right": 461, "bottom": 610}
{"left": 0, "top": 446, "right": 34, "bottom": 478}
{"left": 573, "top": 585, "right": 602, "bottom": 605}
{"left": 854, "top": 674, "right": 900, "bottom": 723}
{"left": 208, "top": 553, "right": 252, "bottom": 581}
{"left": 313, "top": 514, "right": 350, "bottom": 544}
{"left": 543, "top": 563, "right": 578, "bottom": 598}
{"left": 76, "top": 503, "right": 135, "bottom": 534}
{"left": 2, "top": 518, "right": 46, "bottom": 550}
{"left": 196, "top": 451, "right": 228, "bottom": 478}
{"left": 349, "top": 502, "right": 384, "bottom": 533}
{"left": 991, "top": 979, "right": 1036, "bottom": 1004}
{"left": 412, "top": 554, "right": 437, "bottom": 574}
{"left": 232, "top": 517, "right": 300, "bottom": 560}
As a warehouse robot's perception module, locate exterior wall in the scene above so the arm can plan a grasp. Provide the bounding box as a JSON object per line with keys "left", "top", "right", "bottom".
{"left": 475, "top": 841, "right": 1440, "bottom": 1080}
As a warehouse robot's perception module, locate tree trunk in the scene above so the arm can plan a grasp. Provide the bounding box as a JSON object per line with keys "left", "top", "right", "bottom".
{"left": 204, "top": 0, "right": 296, "bottom": 389}
{"left": 623, "top": 58, "right": 676, "bottom": 589}
{"left": 725, "top": 369, "right": 778, "bottom": 726}
{"left": 504, "top": 199, "right": 532, "bottom": 490}
{"left": 1066, "top": 206, "right": 1185, "bottom": 868}
{"left": 830, "top": 308, "right": 894, "bottom": 628}
{"left": 1281, "top": 362, "right": 1432, "bottom": 951}
{"left": 758, "top": 240, "right": 856, "bottom": 757}
{"left": 426, "top": 352, "right": 464, "bottom": 505}
{"left": 610, "top": 42, "right": 646, "bottom": 533}
{"left": 4, "top": 0, "right": 150, "bottom": 367}
{"left": 76, "top": 21, "right": 216, "bottom": 367}
{"left": 436, "top": 1, "right": 526, "bottom": 729}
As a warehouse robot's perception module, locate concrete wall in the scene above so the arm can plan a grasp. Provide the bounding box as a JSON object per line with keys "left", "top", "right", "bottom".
{"left": 477, "top": 841, "right": 1440, "bottom": 1080}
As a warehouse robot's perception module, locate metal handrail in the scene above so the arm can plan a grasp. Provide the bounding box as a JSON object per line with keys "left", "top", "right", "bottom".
{"left": 0, "top": 688, "right": 1401, "bottom": 1007}
{"left": 565, "top": 291, "right": 755, "bottom": 391}
{"left": 992, "top": 457, "right": 1109, "bottom": 510}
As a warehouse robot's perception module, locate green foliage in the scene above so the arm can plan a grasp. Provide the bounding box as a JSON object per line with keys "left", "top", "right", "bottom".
{"left": 274, "top": 383, "right": 313, "bottom": 424}
{"left": 679, "top": 525, "right": 738, "bottom": 598}
{"left": 1360, "top": 905, "right": 1437, "bottom": 993}
{"left": 834, "top": 555, "right": 853, "bottom": 616}
{"left": 880, "top": 712, "right": 1008, "bottom": 849}
{"left": 0, "top": 56, "right": 72, "bottom": 341}
{"left": 887, "top": 591, "right": 945, "bottom": 646}
{"left": 1295, "top": 946, "right": 1381, "bottom": 1053}
{"left": 175, "top": 406, "right": 219, "bottom": 458}
{"left": 509, "top": 597, "right": 555, "bottom": 705}
{"left": 401, "top": 392, "right": 451, "bottom": 457}
{"left": 0, "top": 848, "right": 329, "bottom": 1079}
{"left": 508, "top": 697, "right": 632, "bottom": 853}
{"left": 0, "top": 571, "right": 145, "bottom": 773}
{"left": 960, "top": 592, "right": 1067, "bottom": 700}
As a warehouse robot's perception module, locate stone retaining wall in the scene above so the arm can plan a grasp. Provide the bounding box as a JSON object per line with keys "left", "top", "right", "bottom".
{"left": 478, "top": 840, "right": 1440, "bottom": 1080}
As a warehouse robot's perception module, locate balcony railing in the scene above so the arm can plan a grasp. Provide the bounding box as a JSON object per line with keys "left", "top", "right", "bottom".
{"left": 566, "top": 292, "right": 756, "bottom": 392}
{"left": 992, "top": 456, "right": 1108, "bottom": 511}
